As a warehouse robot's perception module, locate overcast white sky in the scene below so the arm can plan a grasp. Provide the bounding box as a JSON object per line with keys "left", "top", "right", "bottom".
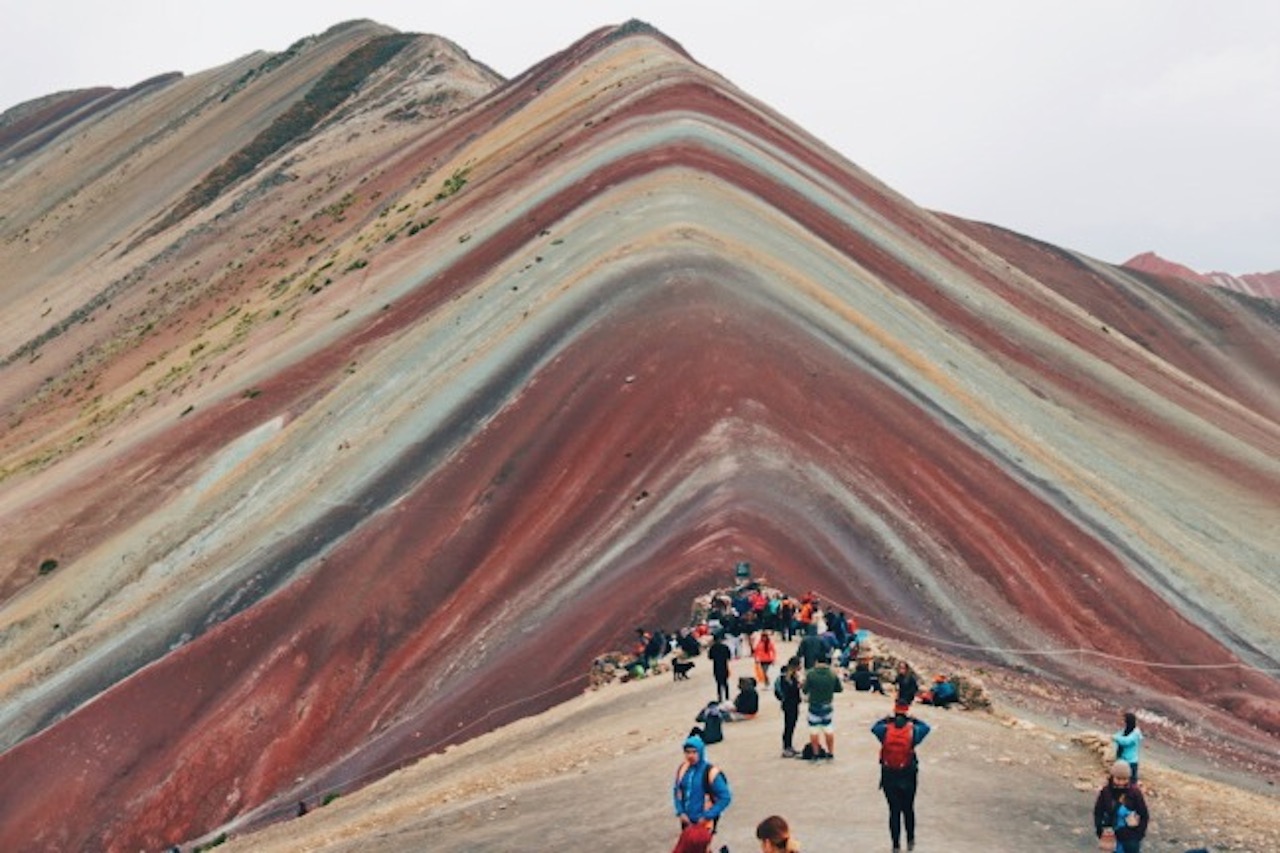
{"left": 3, "top": 1, "right": 1277, "bottom": 274}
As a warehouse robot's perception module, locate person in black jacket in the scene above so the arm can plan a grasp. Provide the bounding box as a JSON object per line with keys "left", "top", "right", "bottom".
{"left": 708, "top": 633, "right": 732, "bottom": 702}
{"left": 721, "top": 676, "right": 759, "bottom": 721}
{"left": 894, "top": 661, "right": 919, "bottom": 707}
{"left": 797, "top": 623, "right": 825, "bottom": 670}
{"left": 1094, "top": 760, "right": 1149, "bottom": 853}
{"left": 776, "top": 658, "right": 803, "bottom": 757}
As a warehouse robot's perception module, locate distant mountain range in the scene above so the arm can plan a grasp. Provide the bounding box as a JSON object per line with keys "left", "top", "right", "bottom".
{"left": 1123, "top": 251, "right": 1280, "bottom": 300}
{"left": 1, "top": 19, "right": 1277, "bottom": 852}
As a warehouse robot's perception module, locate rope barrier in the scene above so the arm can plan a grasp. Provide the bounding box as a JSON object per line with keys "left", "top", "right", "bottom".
{"left": 813, "top": 588, "right": 1280, "bottom": 675}
{"left": 217, "top": 581, "right": 1279, "bottom": 844}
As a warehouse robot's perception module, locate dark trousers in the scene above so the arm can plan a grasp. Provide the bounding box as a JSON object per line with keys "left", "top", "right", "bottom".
{"left": 881, "top": 770, "right": 918, "bottom": 848}
{"left": 714, "top": 672, "right": 730, "bottom": 702}
{"left": 781, "top": 703, "right": 799, "bottom": 750}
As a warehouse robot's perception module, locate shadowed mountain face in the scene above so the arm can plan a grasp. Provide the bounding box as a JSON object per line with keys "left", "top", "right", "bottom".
{"left": 0, "top": 19, "right": 1277, "bottom": 852}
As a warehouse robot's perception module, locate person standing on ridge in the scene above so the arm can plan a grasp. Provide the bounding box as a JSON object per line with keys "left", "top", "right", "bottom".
{"left": 1093, "top": 760, "right": 1149, "bottom": 853}
{"left": 672, "top": 734, "right": 732, "bottom": 853}
{"left": 776, "top": 657, "right": 803, "bottom": 757}
{"left": 779, "top": 596, "right": 796, "bottom": 641}
{"left": 753, "top": 629, "right": 778, "bottom": 685}
{"left": 871, "top": 702, "right": 932, "bottom": 852}
{"left": 894, "top": 661, "right": 919, "bottom": 707}
{"left": 708, "top": 632, "right": 732, "bottom": 702}
{"left": 801, "top": 652, "right": 843, "bottom": 759}
{"left": 797, "top": 624, "right": 825, "bottom": 670}
{"left": 1112, "top": 711, "right": 1144, "bottom": 783}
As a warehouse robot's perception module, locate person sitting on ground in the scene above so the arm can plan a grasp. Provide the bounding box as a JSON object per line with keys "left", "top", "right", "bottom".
{"left": 851, "top": 659, "right": 887, "bottom": 695}
{"left": 677, "top": 628, "right": 702, "bottom": 658}
{"left": 1093, "top": 759, "right": 1149, "bottom": 853}
{"left": 920, "top": 674, "right": 958, "bottom": 708}
{"left": 720, "top": 676, "right": 760, "bottom": 721}
{"left": 692, "top": 700, "right": 725, "bottom": 745}
{"left": 756, "top": 814, "right": 801, "bottom": 852}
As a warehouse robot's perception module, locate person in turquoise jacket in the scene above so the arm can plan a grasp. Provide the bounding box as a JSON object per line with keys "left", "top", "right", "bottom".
{"left": 672, "top": 734, "right": 732, "bottom": 836}
{"left": 1112, "top": 711, "right": 1144, "bottom": 782}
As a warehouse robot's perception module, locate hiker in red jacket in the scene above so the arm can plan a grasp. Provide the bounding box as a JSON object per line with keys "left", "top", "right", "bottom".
{"left": 871, "top": 704, "right": 932, "bottom": 852}
{"left": 753, "top": 630, "right": 778, "bottom": 684}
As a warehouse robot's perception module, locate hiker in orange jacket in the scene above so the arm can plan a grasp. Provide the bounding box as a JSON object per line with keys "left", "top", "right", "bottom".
{"left": 753, "top": 630, "right": 778, "bottom": 684}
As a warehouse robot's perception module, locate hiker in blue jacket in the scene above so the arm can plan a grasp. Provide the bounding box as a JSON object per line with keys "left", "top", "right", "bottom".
{"left": 673, "top": 734, "right": 732, "bottom": 837}
{"left": 1112, "top": 711, "right": 1144, "bottom": 783}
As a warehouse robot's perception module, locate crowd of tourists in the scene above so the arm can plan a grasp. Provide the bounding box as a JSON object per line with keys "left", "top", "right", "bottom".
{"left": 647, "top": 568, "right": 1158, "bottom": 853}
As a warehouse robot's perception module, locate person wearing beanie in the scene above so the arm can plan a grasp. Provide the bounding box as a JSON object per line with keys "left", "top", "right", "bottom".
{"left": 1093, "top": 759, "right": 1149, "bottom": 852}
{"left": 672, "top": 734, "right": 732, "bottom": 853}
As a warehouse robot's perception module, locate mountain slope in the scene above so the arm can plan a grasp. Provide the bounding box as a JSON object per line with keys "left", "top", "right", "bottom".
{"left": 0, "top": 19, "right": 1276, "bottom": 852}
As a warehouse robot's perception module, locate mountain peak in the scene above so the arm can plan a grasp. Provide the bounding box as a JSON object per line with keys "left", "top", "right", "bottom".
{"left": 1, "top": 18, "right": 1277, "bottom": 853}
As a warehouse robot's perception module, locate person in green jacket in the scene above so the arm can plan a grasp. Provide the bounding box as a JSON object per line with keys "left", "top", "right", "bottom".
{"left": 801, "top": 653, "right": 843, "bottom": 759}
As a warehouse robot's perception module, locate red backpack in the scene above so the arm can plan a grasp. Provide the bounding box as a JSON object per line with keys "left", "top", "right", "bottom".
{"left": 880, "top": 720, "right": 915, "bottom": 770}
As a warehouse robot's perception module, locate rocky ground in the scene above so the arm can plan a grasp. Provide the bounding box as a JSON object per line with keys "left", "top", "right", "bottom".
{"left": 220, "top": 636, "right": 1279, "bottom": 852}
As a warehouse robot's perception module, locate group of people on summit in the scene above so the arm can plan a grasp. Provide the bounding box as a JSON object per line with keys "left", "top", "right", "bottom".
{"left": 655, "top": 574, "right": 1153, "bottom": 853}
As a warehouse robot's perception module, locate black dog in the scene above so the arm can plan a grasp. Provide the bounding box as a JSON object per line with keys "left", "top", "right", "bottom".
{"left": 672, "top": 659, "right": 696, "bottom": 681}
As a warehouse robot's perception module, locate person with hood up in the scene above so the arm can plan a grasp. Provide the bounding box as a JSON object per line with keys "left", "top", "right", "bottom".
{"left": 672, "top": 734, "right": 732, "bottom": 853}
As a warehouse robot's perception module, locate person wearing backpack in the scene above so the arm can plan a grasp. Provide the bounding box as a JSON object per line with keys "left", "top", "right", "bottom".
{"left": 871, "top": 703, "right": 932, "bottom": 851}
{"left": 672, "top": 734, "right": 733, "bottom": 853}
{"left": 693, "top": 700, "right": 725, "bottom": 745}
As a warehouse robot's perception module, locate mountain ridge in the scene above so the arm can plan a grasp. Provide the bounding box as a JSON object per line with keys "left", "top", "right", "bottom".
{"left": 0, "top": 18, "right": 1276, "bottom": 852}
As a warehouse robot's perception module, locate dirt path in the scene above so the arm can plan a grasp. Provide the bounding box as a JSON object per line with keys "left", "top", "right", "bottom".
{"left": 223, "top": 640, "right": 1280, "bottom": 852}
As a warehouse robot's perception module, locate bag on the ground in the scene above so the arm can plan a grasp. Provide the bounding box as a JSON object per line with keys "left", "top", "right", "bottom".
{"left": 879, "top": 720, "right": 915, "bottom": 770}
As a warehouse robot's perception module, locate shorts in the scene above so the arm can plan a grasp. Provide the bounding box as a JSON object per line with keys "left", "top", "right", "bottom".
{"left": 807, "top": 702, "right": 834, "bottom": 731}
